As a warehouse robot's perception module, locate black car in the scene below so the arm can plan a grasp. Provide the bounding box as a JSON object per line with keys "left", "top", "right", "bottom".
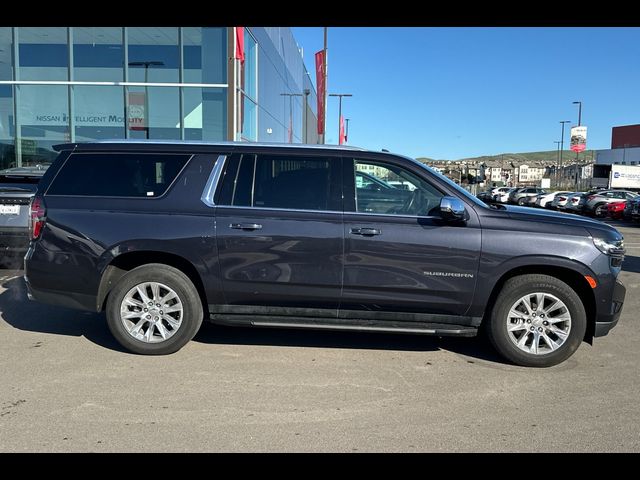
{"left": 0, "top": 165, "right": 48, "bottom": 266}
{"left": 24, "top": 141, "right": 626, "bottom": 367}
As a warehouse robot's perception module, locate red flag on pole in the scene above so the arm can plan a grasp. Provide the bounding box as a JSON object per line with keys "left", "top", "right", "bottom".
{"left": 235, "top": 27, "right": 245, "bottom": 64}
{"left": 339, "top": 115, "right": 346, "bottom": 145}
{"left": 315, "top": 50, "right": 325, "bottom": 135}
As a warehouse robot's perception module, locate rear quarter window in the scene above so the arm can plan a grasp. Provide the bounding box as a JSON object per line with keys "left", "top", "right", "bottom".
{"left": 46, "top": 152, "right": 191, "bottom": 197}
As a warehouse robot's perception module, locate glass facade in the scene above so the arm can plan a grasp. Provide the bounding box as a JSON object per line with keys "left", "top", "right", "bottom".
{"left": 0, "top": 26, "right": 317, "bottom": 170}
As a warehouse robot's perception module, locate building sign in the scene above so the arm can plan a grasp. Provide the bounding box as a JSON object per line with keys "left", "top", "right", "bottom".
{"left": 128, "top": 92, "right": 146, "bottom": 131}
{"left": 610, "top": 164, "right": 640, "bottom": 189}
{"left": 570, "top": 126, "right": 587, "bottom": 153}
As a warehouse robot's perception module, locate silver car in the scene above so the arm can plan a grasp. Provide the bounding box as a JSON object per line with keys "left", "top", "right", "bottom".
{"left": 509, "top": 187, "right": 546, "bottom": 206}
{"left": 584, "top": 190, "right": 639, "bottom": 217}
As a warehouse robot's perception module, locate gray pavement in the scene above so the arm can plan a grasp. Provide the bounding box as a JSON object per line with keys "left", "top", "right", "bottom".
{"left": 1, "top": 221, "right": 639, "bottom": 452}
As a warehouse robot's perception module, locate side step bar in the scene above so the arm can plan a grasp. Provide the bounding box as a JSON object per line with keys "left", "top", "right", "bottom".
{"left": 209, "top": 314, "right": 478, "bottom": 337}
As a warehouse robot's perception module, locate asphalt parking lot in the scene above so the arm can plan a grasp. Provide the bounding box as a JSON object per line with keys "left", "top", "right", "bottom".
{"left": 1, "top": 221, "right": 639, "bottom": 452}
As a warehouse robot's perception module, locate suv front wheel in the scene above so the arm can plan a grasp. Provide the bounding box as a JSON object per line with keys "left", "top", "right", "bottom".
{"left": 106, "top": 263, "right": 204, "bottom": 355}
{"left": 487, "top": 274, "right": 587, "bottom": 367}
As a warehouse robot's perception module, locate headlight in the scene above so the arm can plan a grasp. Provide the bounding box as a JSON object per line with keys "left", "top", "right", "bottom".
{"left": 593, "top": 237, "right": 625, "bottom": 256}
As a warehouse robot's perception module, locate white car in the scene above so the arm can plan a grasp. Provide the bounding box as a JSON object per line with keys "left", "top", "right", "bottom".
{"left": 536, "top": 191, "right": 572, "bottom": 209}
{"left": 550, "top": 192, "right": 578, "bottom": 210}
{"left": 495, "top": 187, "right": 517, "bottom": 203}
{"left": 490, "top": 187, "right": 511, "bottom": 202}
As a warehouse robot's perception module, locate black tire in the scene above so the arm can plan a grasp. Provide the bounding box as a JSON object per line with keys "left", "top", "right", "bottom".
{"left": 486, "top": 274, "right": 587, "bottom": 367}
{"left": 593, "top": 203, "right": 607, "bottom": 218}
{"left": 106, "top": 263, "right": 204, "bottom": 355}
{"left": 517, "top": 198, "right": 527, "bottom": 206}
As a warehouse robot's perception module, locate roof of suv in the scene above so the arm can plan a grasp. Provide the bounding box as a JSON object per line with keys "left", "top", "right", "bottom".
{"left": 53, "top": 140, "right": 370, "bottom": 153}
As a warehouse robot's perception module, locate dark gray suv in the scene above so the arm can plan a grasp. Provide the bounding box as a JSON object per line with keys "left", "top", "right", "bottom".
{"left": 24, "top": 141, "right": 626, "bottom": 367}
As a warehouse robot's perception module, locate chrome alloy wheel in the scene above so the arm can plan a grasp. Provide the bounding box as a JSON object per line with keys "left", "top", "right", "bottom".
{"left": 506, "top": 292, "right": 572, "bottom": 355}
{"left": 120, "top": 282, "right": 183, "bottom": 343}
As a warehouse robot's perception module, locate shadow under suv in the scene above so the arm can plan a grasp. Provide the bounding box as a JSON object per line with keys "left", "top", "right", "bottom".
{"left": 24, "top": 141, "right": 626, "bottom": 367}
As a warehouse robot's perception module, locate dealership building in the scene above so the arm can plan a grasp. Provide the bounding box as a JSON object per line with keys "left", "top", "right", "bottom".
{"left": 0, "top": 27, "right": 318, "bottom": 169}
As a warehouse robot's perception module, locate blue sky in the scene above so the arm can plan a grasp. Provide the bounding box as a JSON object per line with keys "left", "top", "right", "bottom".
{"left": 291, "top": 27, "right": 640, "bottom": 160}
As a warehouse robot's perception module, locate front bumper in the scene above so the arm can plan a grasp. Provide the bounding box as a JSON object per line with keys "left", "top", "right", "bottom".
{"left": 594, "top": 278, "right": 626, "bottom": 337}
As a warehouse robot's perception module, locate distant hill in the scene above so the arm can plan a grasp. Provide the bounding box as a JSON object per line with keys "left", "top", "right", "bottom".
{"left": 417, "top": 150, "right": 596, "bottom": 166}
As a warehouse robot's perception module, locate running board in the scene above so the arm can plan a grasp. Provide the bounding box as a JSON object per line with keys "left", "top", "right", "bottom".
{"left": 209, "top": 314, "right": 478, "bottom": 337}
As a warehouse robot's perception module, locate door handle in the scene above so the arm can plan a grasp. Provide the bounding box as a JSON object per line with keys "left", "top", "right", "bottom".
{"left": 230, "top": 223, "right": 263, "bottom": 230}
{"left": 350, "top": 227, "right": 381, "bottom": 236}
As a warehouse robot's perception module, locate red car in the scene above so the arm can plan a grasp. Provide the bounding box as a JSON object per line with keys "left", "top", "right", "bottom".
{"left": 607, "top": 201, "right": 627, "bottom": 219}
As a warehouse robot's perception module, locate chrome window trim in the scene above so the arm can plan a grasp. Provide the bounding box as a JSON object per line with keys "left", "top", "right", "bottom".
{"left": 201, "top": 155, "right": 227, "bottom": 207}
{"left": 215, "top": 204, "right": 439, "bottom": 220}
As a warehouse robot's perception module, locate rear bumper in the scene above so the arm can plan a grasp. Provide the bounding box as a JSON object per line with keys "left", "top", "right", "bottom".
{"left": 594, "top": 279, "right": 626, "bottom": 338}
{"left": 24, "top": 274, "right": 96, "bottom": 311}
{"left": 0, "top": 227, "right": 30, "bottom": 255}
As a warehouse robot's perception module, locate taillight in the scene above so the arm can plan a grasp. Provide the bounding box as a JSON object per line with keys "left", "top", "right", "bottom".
{"left": 558, "top": 196, "right": 566, "bottom": 201}
{"left": 29, "top": 195, "right": 46, "bottom": 240}
{"left": 587, "top": 195, "right": 596, "bottom": 201}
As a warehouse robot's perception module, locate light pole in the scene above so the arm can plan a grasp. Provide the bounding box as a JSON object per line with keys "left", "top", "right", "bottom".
{"left": 572, "top": 101, "right": 583, "bottom": 187}
{"left": 303, "top": 88, "right": 310, "bottom": 143}
{"left": 128, "top": 61, "right": 164, "bottom": 139}
{"left": 559, "top": 120, "right": 571, "bottom": 188}
{"left": 329, "top": 93, "right": 352, "bottom": 144}
{"left": 554, "top": 140, "right": 561, "bottom": 187}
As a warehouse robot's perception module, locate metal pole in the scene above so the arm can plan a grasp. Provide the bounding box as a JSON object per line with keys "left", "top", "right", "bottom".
{"left": 337, "top": 95, "right": 342, "bottom": 144}
{"left": 559, "top": 120, "right": 571, "bottom": 189}
{"left": 323, "top": 27, "right": 328, "bottom": 144}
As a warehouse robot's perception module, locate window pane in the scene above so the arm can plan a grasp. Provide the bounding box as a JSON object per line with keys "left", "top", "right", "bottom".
{"left": 0, "top": 28, "right": 15, "bottom": 169}
{"left": 220, "top": 154, "right": 336, "bottom": 211}
{"left": 241, "top": 97, "right": 257, "bottom": 141}
{"left": 73, "top": 27, "right": 123, "bottom": 81}
{"left": 182, "top": 87, "right": 226, "bottom": 141}
{"left": 354, "top": 160, "right": 443, "bottom": 216}
{"left": 127, "top": 27, "right": 179, "bottom": 83}
{"left": 126, "top": 86, "right": 180, "bottom": 139}
{"left": 17, "top": 84, "right": 69, "bottom": 166}
{"left": 18, "top": 27, "right": 68, "bottom": 81}
{"left": 244, "top": 29, "right": 257, "bottom": 99}
{"left": 48, "top": 153, "right": 190, "bottom": 197}
{"left": 182, "top": 27, "right": 226, "bottom": 85}
{"left": 73, "top": 86, "right": 125, "bottom": 141}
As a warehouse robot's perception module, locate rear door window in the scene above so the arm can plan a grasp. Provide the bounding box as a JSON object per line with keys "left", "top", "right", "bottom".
{"left": 47, "top": 152, "right": 191, "bottom": 197}
{"left": 218, "top": 153, "right": 342, "bottom": 212}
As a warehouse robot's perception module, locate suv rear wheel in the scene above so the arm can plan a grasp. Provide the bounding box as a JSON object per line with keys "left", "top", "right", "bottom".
{"left": 486, "top": 274, "right": 587, "bottom": 367}
{"left": 106, "top": 263, "right": 204, "bottom": 355}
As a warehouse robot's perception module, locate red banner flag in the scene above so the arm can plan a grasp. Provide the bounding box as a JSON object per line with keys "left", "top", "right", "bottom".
{"left": 315, "top": 50, "right": 325, "bottom": 135}
{"left": 339, "top": 115, "right": 346, "bottom": 145}
{"left": 235, "top": 27, "right": 245, "bottom": 64}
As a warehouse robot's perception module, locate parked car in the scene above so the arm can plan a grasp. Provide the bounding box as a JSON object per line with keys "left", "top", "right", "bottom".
{"left": 623, "top": 200, "right": 634, "bottom": 221}
{"left": 476, "top": 190, "right": 494, "bottom": 202}
{"left": 24, "top": 141, "right": 626, "bottom": 367}
{"left": 584, "top": 190, "right": 639, "bottom": 218}
{"left": 550, "top": 192, "right": 578, "bottom": 211}
{"left": 607, "top": 201, "right": 627, "bottom": 220}
{"left": 0, "top": 165, "right": 48, "bottom": 266}
{"left": 564, "top": 192, "right": 588, "bottom": 214}
{"left": 495, "top": 187, "right": 517, "bottom": 204}
{"left": 536, "top": 191, "right": 572, "bottom": 209}
{"left": 631, "top": 197, "right": 640, "bottom": 222}
{"left": 508, "top": 187, "right": 546, "bottom": 206}
{"left": 490, "top": 187, "right": 511, "bottom": 202}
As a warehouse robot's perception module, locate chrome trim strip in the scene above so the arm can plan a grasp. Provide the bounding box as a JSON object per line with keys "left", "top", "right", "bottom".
{"left": 201, "top": 155, "right": 227, "bottom": 207}
{"left": 215, "top": 204, "right": 439, "bottom": 220}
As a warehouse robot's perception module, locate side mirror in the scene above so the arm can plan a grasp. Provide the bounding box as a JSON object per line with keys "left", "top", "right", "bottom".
{"left": 440, "top": 196, "right": 466, "bottom": 221}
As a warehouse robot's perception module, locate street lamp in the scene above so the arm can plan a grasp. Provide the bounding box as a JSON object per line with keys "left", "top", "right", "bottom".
{"left": 128, "top": 61, "right": 164, "bottom": 139}
{"left": 553, "top": 140, "right": 561, "bottom": 187}
{"left": 559, "top": 120, "right": 571, "bottom": 188}
{"left": 329, "top": 93, "right": 352, "bottom": 145}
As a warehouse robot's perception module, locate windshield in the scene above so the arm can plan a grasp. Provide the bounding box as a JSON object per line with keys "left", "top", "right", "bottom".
{"left": 408, "top": 158, "right": 489, "bottom": 208}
